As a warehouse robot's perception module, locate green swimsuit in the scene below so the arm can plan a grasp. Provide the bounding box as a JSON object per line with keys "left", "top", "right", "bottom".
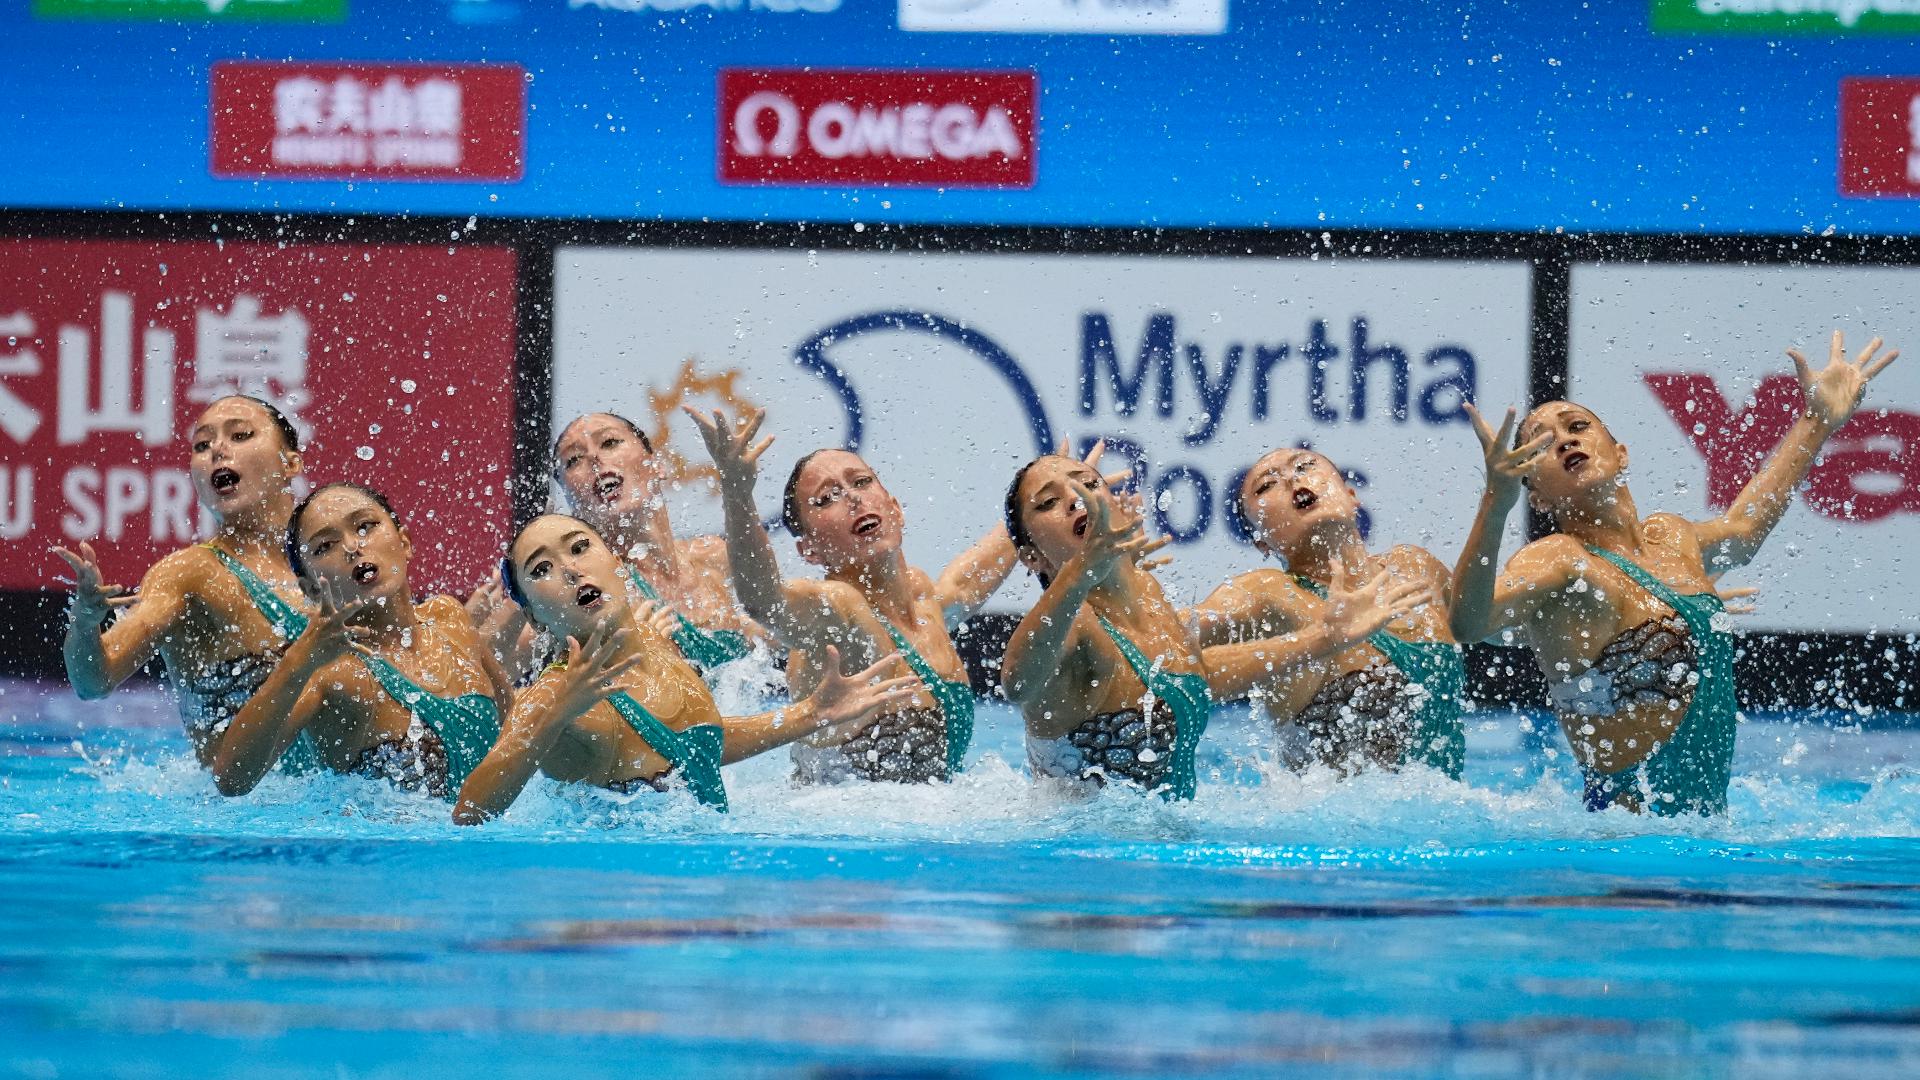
{"left": 606, "top": 690, "right": 729, "bottom": 811}
{"left": 1095, "top": 615, "right": 1212, "bottom": 800}
{"left": 1293, "top": 575, "right": 1467, "bottom": 779}
{"left": 871, "top": 610, "right": 975, "bottom": 775}
{"left": 359, "top": 654, "right": 502, "bottom": 798}
{"left": 197, "top": 545, "right": 322, "bottom": 775}
{"left": 624, "top": 566, "right": 753, "bottom": 671}
{"left": 1580, "top": 547, "right": 1737, "bottom": 817}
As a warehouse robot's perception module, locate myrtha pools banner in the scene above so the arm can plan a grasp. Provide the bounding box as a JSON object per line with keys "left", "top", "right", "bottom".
{"left": 551, "top": 248, "right": 1532, "bottom": 609}
{"left": 0, "top": 239, "right": 519, "bottom": 593}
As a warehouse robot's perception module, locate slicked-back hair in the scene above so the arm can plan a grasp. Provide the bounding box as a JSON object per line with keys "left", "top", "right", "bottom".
{"left": 780, "top": 449, "right": 832, "bottom": 537}
{"left": 211, "top": 394, "right": 302, "bottom": 453}
{"left": 286, "top": 482, "right": 401, "bottom": 579}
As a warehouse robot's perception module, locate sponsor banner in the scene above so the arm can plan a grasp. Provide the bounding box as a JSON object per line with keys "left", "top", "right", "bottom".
{"left": 210, "top": 61, "right": 526, "bottom": 182}
{"left": 36, "top": 0, "right": 345, "bottom": 20}
{"left": 1840, "top": 77, "right": 1920, "bottom": 196}
{"left": 553, "top": 248, "right": 1530, "bottom": 608}
{"left": 0, "top": 239, "right": 518, "bottom": 593}
{"left": 1569, "top": 264, "right": 1920, "bottom": 633}
{"left": 899, "top": 0, "right": 1228, "bottom": 34}
{"left": 719, "top": 69, "right": 1037, "bottom": 188}
{"left": 1653, "top": 0, "right": 1920, "bottom": 32}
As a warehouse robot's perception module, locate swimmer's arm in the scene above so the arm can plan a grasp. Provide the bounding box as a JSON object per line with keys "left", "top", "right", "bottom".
{"left": 717, "top": 647, "right": 921, "bottom": 761}
{"left": 1450, "top": 486, "right": 1517, "bottom": 642}
{"left": 934, "top": 524, "right": 1019, "bottom": 624}
{"left": 1186, "top": 575, "right": 1281, "bottom": 649}
{"left": 1201, "top": 630, "right": 1351, "bottom": 701}
{"left": 1695, "top": 414, "right": 1833, "bottom": 572}
{"left": 210, "top": 652, "right": 335, "bottom": 797}
{"left": 712, "top": 461, "right": 812, "bottom": 646}
{"left": 454, "top": 676, "right": 573, "bottom": 826}
{"left": 1000, "top": 558, "right": 1099, "bottom": 706}
{"left": 714, "top": 701, "right": 822, "bottom": 763}
{"left": 1460, "top": 538, "right": 1581, "bottom": 644}
{"left": 60, "top": 554, "right": 189, "bottom": 699}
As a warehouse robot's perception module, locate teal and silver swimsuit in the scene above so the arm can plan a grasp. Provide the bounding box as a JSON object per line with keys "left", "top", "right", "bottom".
{"left": 1026, "top": 615, "right": 1211, "bottom": 800}
{"left": 355, "top": 654, "right": 502, "bottom": 801}
{"left": 604, "top": 690, "right": 728, "bottom": 811}
{"left": 791, "top": 609, "right": 974, "bottom": 785}
{"left": 624, "top": 566, "right": 752, "bottom": 672}
{"left": 175, "top": 545, "right": 321, "bottom": 775}
{"left": 1554, "top": 547, "right": 1736, "bottom": 817}
{"left": 1291, "top": 575, "right": 1466, "bottom": 779}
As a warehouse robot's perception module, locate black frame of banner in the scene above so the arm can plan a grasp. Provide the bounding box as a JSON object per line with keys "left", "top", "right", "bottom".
{"left": 3, "top": 209, "right": 1917, "bottom": 714}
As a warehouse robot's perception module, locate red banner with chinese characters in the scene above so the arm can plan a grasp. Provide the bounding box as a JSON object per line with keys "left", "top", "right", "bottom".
{"left": 1840, "top": 77, "right": 1920, "bottom": 198}
{"left": 0, "top": 239, "right": 518, "bottom": 593}
{"left": 718, "top": 68, "right": 1037, "bottom": 188}
{"left": 211, "top": 61, "right": 526, "bottom": 181}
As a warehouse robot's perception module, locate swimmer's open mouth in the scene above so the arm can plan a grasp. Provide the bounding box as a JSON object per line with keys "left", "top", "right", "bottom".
{"left": 351, "top": 561, "right": 379, "bottom": 586}
{"left": 1292, "top": 487, "right": 1318, "bottom": 511}
{"left": 1563, "top": 451, "right": 1590, "bottom": 473}
{"left": 576, "top": 583, "right": 604, "bottom": 608}
{"left": 1072, "top": 512, "right": 1089, "bottom": 538}
{"left": 853, "top": 513, "right": 883, "bottom": 537}
{"left": 594, "top": 474, "right": 623, "bottom": 502}
{"left": 210, "top": 468, "right": 241, "bottom": 494}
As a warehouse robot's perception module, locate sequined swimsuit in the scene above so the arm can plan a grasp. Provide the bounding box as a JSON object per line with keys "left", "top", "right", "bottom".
{"left": 173, "top": 546, "right": 321, "bottom": 774}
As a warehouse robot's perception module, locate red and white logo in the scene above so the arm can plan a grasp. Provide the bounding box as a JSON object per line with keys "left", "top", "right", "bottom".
{"left": 211, "top": 61, "right": 526, "bottom": 181}
{"left": 1839, "top": 76, "right": 1920, "bottom": 197}
{"left": 719, "top": 69, "right": 1036, "bottom": 187}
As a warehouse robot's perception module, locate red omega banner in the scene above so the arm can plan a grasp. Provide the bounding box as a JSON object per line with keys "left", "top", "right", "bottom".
{"left": 211, "top": 61, "right": 526, "bottom": 181}
{"left": 718, "top": 68, "right": 1037, "bottom": 188}
{"left": 1839, "top": 76, "right": 1920, "bottom": 198}
{"left": 0, "top": 239, "right": 519, "bottom": 593}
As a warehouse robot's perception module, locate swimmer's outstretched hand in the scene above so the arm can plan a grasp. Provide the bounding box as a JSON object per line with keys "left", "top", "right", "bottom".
{"left": 553, "top": 624, "right": 644, "bottom": 715}
{"left": 1322, "top": 556, "right": 1436, "bottom": 645}
{"left": 1713, "top": 584, "right": 1758, "bottom": 616}
{"left": 1070, "top": 481, "right": 1151, "bottom": 585}
{"left": 52, "top": 542, "right": 136, "bottom": 620}
{"left": 1790, "top": 331, "right": 1899, "bottom": 431}
{"left": 464, "top": 566, "right": 510, "bottom": 626}
{"left": 629, "top": 598, "right": 682, "bottom": 642}
{"left": 807, "top": 645, "right": 926, "bottom": 737}
{"left": 684, "top": 404, "right": 772, "bottom": 492}
{"left": 292, "top": 578, "right": 374, "bottom": 668}
{"left": 1465, "top": 402, "right": 1553, "bottom": 507}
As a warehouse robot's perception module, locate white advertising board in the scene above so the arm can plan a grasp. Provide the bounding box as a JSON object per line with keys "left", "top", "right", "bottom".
{"left": 553, "top": 248, "right": 1531, "bottom": 609}
{"left": 1570, "top": 263, "right": 1920, "bottom": 634}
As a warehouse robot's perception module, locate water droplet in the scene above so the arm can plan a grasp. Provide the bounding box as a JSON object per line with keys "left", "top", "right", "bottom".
{"left": 355, "top": 446, "right": 375, "bottom": 461}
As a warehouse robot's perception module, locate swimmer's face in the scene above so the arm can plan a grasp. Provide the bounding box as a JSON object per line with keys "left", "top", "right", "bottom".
{"left": 511, "top": 515, "right": 630, "bottom": 642}
{"left": 1012, "top": 455, "right": 1106, "bottom": 578}
{"left": 1238, "top": 449, "right": 1359, "bottom": 556}
{"left": 188, "top": 398, "right": 301, "bottom": 514}
{"left": 791, "top": 450, "right": 905, "bottom": 569}
{"left": 294, "top": 489, "right": 411, "bottom": 611}
{"left": 1519, "top": 402, "right": 1628, "bottom": 505}
{"left": 554, "top": 414, "right": 660, "bottom": 528}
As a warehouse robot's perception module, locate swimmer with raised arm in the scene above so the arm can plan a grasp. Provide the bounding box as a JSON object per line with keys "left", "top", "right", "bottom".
{"left": 1452, "top": 332, "right": 1899, "bottom": 815}
{"left": 999, "top": 454, "right": 1427, "bottom": 799}
{"left": 451, "top": 514, "right": 923, "bottom": 824}
{"left": 211, "top": 484, "right": 510, "bottom": 799}
{"left": 1186, "top": 413, "right": 1547, "bottom": 778}
{"left": 57, "top": 396, "right": 325, "bottom": 773}
{"left": 469, "top": 411, "right": 768, "bottom": 677}
{"left": 686, "top": 406, "right": 1026, "bottom": 784}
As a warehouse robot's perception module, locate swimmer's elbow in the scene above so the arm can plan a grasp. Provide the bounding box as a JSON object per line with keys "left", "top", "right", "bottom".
{"left": 451, "top": 801, "right": 491, "bottom": 827}
{"left": 211, "top": 765, "right": 259, "bottom": 798}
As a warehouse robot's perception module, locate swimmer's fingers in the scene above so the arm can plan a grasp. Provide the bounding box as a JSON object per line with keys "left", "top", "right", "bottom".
{"left": 742, "top": 436, "right": 774, "bottom": 471}
{"left": 1463, "top": 401, "right": 1508, "bottom": 454}
{"left": 1385, "top": 581, "right": 1437, "bottom": 613}
{"left": 847, "top": 649, "right": 910, "bottom": 684}
{"left": 105, "top": 594, "right": 140, "bottom": 609}
{"left": 1102, "top": 467, "right": 1135, "bottom": 494}
{"left": 1080, "top": 438, "right": 1106, "bottom": 469}
{"left": 1501, "top": 431, "right": 1555, "bottom": 477}
{"left": 735, "top": 406, "right": 767, "bottom": 447}
{"left": 1864, "top": 345, "right": 1900, "bottom": 382}
{"left": 1136, "top": 534, "right": 1173, "bottom": 561}
{"left": 1714, "top": 584, "right": 1759, "bottom": 616}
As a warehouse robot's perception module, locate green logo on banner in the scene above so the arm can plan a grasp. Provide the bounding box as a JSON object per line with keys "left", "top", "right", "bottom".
{"left": 36, "top": 0, "right": 346, "bottom": 20}
{"left": 1654, "top": 0, "right": 1920, "bottom": 33}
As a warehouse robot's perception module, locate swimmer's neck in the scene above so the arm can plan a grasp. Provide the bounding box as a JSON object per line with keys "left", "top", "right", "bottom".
{"left": 600, "top": 502, "right": 685, "bottom": 585}
{"left": 1545, "top": 485, "right": 1644, "bottom": 554}
{"left": 207, "top": 489, "right": 297, "bottom": 558}
{"left": 828, "top": 548, "right": 916, "bottom": 619}
{"left": 1280, "top": 522, "right": 1371, "bottom": 586}
{"left": 353, "top": 588, "right": 422, "bottom": 649}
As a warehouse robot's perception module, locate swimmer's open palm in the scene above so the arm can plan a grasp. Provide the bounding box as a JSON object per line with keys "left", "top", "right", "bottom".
{"left": 630, "top": 598, "right": 682, "bottom": 642}
{"left": 1074, "top": 482, "right": 1150, "bottom": 584}
{"left": 684, "top": 405, "right": 772, "bottom": 492}
{"left": 1791, "top": 330, "right": 1899, "bottom": 431}
{"left": 52, "top": 542, "right": 134, "bottom": 619}
{"left": 806, "top": 645, "right": 926, "bottom": 738}
{"left": 1465, "top": 402, "right": 1552, "bottom": 507}
{"left": 554, "top": 625, "right": 643, "bottom": 718}
{"left": 1323, "top": 557, "right": 1436, "bottom": 646}
{"left": 295, "top": 578, "right": 373, "bottom": 669}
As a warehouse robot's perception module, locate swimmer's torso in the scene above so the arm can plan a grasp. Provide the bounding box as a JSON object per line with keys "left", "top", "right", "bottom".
{"left": 535, "top": 625, "right": 721, "bottom": 789}
{"left": 1518, "top": 518, "right": 1719, "bottom": 776}
{"left": 626, "top": 536, "right": 763, "bottom": 643}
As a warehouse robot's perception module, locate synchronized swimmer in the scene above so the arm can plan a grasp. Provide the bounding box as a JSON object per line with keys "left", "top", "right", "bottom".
{"left": 54, "top": 332, "right": 1900, "bottom": 822}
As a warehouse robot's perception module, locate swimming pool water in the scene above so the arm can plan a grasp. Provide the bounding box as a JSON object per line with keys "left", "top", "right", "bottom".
{"left": 4, "top": 675, "right": 1919, "bottom": 1078}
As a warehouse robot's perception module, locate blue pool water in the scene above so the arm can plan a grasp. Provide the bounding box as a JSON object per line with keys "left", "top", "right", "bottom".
{"left": 4, "top": 675, "right": 1919, "bottom": 1078}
